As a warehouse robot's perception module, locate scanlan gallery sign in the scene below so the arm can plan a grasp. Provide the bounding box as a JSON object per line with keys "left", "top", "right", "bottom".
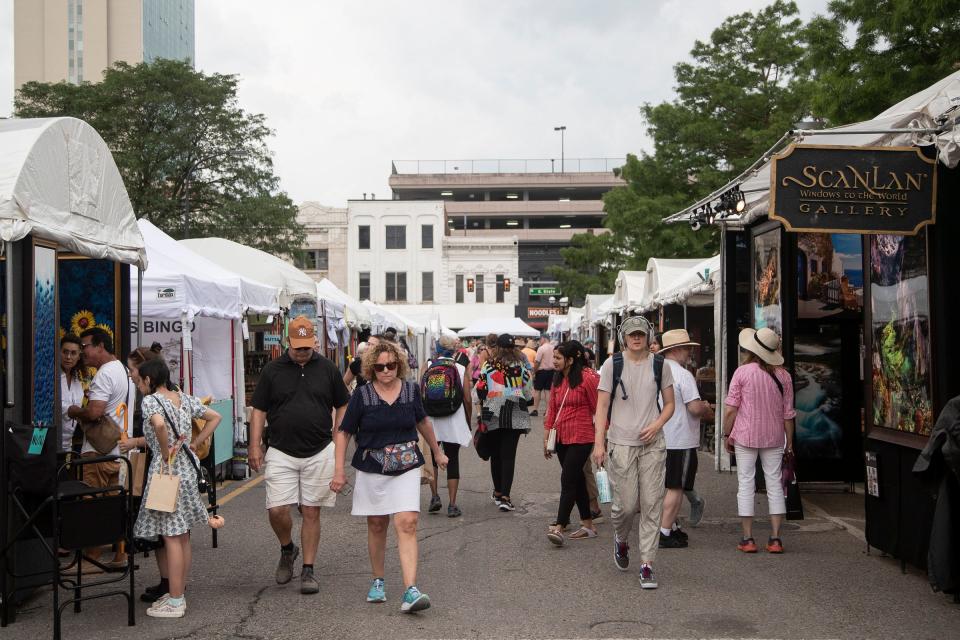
{"left": 769, "top": 144, "right": 937, "bottom": 234}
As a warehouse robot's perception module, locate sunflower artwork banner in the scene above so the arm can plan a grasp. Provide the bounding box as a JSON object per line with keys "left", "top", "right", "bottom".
{"left": 58, "top": 258, "right": 118, "bottom": 348}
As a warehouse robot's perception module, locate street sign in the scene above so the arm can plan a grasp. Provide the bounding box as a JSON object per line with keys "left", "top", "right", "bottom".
{"left": 529, "top": 287, "right": 559, "bottom": 296}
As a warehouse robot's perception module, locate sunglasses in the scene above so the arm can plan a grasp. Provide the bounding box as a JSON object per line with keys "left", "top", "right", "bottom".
{"left": 81, "top": 342, "right": 94, "bottom": 349}
{"left": 373, "top": 362, "right": 399, "bottom": 372}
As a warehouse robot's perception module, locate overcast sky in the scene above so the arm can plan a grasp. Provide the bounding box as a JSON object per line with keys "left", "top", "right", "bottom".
{"left": 0, "top": 0, "right": 831, "bottom": 206}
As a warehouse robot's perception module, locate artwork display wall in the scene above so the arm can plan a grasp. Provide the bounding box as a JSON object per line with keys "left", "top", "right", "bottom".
{"left": 797, "top": 233, "right": 864, "bottom": 319}
{"left": 58, "top": 258, "right": 117, "bottom": 347}
{"left": 33, "top": 245, "right": 57, "bottom": 427}
{"left": 794, "top": 328, "right": 844, "bottom": 460}
{"left": 869, "top": 231, "right": 933, "bottom": 436}
{"left": 753, "top": 227, "right": 782, "bottom": 335}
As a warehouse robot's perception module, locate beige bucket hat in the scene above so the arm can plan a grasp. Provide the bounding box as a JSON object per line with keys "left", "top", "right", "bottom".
{"left": 738, "top": 327, "right": 784, "bottom": 366}
{"left": 659, "top": 329, "right": 700, "bottom": 352}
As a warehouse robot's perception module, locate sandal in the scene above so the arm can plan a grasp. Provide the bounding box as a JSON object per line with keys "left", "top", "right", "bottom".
{"left": 568, "top": 526, "right": 598, "bottom": 540}
{"left": 546, "top": 526, "right": 565, "bottom": 547}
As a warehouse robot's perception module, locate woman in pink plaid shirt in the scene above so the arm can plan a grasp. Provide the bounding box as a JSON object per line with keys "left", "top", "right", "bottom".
{"left": 722, "top": 327, "right": 795, "bottom": 554}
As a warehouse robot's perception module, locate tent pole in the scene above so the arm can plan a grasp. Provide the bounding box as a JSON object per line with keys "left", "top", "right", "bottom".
{"left": 4, "top": 242, "right": 14, "bottom": 407}
{"left": 137, "top": 268, "right": 143, "bottom": 339}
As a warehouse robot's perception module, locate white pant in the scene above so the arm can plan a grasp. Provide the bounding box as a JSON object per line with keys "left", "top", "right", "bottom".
{"left": 734, "top": 444, "right": 785, "bottom": 517}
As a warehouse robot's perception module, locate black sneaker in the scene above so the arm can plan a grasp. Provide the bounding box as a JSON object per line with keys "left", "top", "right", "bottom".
{"left": 498, "top": 498, "right": 516, "bottom": 512}
{"left": 659, "top": 531, "right": 688, "bottom": 548}
{"left": 590, "top": 509, "right": 604, "bottom": 523}
{"left": 491, "top": 492, "right": 502, "bottom": 506}
{"left": 614, "top": 535, "right": 630, "bottom": 571}
{"left": 428, "top": 495, "right": 442, "bottom": 513}
{"left": 639, "top": 563, "right": 658, "bottom": 589}
{"left": 140, "top": 582, "right": 168, "bottom": 603}
{"left": 300, "top": 566, "right": 319, "bottom": 594}
{"left": 530, "top": 410, "right": 539, "bottom": 417}
{"left": 275, "top": 544, "right": 300, "bottom": 584}
{"left": 672, "top": 527, "right": 689, "bottom": 542}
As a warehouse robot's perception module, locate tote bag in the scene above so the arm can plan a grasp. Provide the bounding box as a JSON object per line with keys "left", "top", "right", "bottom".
{"left": 145, "top": 462, "right": 180, "bottom": 513}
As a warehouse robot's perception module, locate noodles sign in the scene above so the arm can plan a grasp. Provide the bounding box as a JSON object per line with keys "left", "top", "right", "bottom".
{"left": 770, "top": 145, "right": 937, "bottom": 234}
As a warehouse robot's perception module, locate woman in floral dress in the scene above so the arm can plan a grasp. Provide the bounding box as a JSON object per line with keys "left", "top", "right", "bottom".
{"left": 133, "top": 358, "right": 221, "bottom": 618}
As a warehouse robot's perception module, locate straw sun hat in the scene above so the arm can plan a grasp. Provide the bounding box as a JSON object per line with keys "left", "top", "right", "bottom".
{"left": 658, "top": 329, "right": 700, "bottom": 352}
{"left": 738, "top": 327, "right": 784, "bottom": 366}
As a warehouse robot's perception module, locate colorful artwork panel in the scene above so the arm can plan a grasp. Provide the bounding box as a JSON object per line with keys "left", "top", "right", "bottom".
{"left": 753, "top": 227, "right": 782, "bottom": 335}
{"left": 58, "top": 258, "right": 116, "bottom": 346}
{"left": 33, "top": 245, "right": 57, "bottom": 426}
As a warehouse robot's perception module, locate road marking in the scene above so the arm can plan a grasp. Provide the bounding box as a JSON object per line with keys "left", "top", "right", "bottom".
{"left": 802, "top": 497, "right": 865, "bottom": 541}
{"left": 218, "top": 474, "right": 264, "bottom": 506}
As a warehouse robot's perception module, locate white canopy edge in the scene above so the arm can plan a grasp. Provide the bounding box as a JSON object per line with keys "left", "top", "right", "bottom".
{"left": 457, "top": 316, "right": 540, "bottom": 338}
{"left": 611, "top": 270, "right": 647, "bottom": 314}
{"left": 0, "top": 117, "right": 146, "bottom": 267}
{"left": 180, "top": 237, "right": 316, "bottom": 309}
{"left": 590, "top": 295, "right": 617, "bottom": 325}
{"left": 665, "top": 69, "right": 960, "bottom": 227}
{"left": 637, "top": 255, "right": 721, "bottom": 312}
{"left": 316, "top": 278, "right": 370, "bottom": 329}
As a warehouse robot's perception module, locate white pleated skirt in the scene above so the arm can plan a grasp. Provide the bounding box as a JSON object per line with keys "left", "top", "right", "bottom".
{"left": 351, "top": 467, "right": 422, "bottom": 516}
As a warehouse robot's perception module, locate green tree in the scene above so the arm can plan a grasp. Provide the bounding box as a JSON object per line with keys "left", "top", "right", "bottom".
{"left": 554, "top": 1, "right": 810, "bottom": 301}
{"left": 15, "top": 59, "right": 304, "bottom": 256}
{"left": 804, "top": 0, "right": 960, "bottom": 126}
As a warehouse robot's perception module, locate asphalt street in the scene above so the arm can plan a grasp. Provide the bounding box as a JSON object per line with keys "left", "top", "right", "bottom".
{"left": 8, "top": 414, "right": 960, "bottom": 639}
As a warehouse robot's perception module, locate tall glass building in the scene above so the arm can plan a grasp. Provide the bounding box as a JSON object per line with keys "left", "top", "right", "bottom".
{"left": 143, "top": 0, "right": 195, "bottom": 65}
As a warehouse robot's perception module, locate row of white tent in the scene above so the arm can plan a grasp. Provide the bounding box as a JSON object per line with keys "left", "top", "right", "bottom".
{"left": 547, "top": 254, "right": 722, "bottom": 340}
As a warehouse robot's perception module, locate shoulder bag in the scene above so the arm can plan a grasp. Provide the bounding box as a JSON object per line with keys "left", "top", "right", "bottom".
{"left": 159, "top": 397, "right": 210, "bottom": 495}
{"left": 546, "top": 385, "right": 570, "bottom": 453}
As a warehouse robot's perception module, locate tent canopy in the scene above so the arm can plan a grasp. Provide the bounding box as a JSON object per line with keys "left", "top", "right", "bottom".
{"left": 591, "top": 295, "right": 617, "bottom": 325}
{"left": 134, "top": 220, "right": 279, "bottom": 319}
{"left": 652, "top": 255, "right": 721, "bottom": 308}
{"left": 362, "top": 301, "right": 429, "bottom": 336}
{"left": 665, "top": 69, "right": 960, "bottom": 226}
{"left": 180, "top": 237, "right": 316, "bottom": 308}
{"left": 0, "top": 117, "right": 146, "bottom": 267}
{"left": 457, "top": 317, "right": 540, "bottom": 338}
{"left": 612, "top": 270, "right": 647, "bottom": 314}
{"left": 583, "top": 294, "right": 613, "bottom": 324}
{"left": 640, "top": 256, "right": 719, "bottom": 312}
{"left": 317, "top": 278, "right": 371, "bottom": 328}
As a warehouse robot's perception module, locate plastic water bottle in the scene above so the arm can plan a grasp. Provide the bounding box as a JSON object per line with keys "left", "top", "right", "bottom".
{"left": 595, "top": 468, "right": 612, "bottom": 504}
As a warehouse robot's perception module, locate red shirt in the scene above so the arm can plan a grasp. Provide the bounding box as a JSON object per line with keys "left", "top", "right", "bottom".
{"left": 544, "top": 368, "right": 599, "bottom": 445}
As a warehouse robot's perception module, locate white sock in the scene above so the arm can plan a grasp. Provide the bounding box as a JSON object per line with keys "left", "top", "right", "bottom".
{"left": 660, "top": 527, "right": 672, "bottom": 536}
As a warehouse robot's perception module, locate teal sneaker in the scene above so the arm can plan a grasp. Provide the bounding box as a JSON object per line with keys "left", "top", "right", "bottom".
{"left": 400, "top": 585, "right": 431, "bottom": 613}
{"left": 366, "top": 578, "right": 386, "bottom": 603}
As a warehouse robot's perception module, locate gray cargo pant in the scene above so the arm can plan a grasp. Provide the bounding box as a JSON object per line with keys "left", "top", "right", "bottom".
{"left": 607, "top": 434, "right": 667, "bottom": 564}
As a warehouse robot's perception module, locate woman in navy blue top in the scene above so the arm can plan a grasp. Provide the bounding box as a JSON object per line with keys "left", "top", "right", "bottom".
{"left": 331, "top": 340, "right": 447, "bottom": 613}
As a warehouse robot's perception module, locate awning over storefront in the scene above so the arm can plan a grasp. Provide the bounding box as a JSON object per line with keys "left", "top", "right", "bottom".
{"left": 0, "top": 117, "right": 146, "bottom": 267}
{"left": 664, "top": 69, "right": 960, "bottom": 227}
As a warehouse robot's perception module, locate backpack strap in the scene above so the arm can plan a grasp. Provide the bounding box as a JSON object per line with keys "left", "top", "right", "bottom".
{"left": 653, "top": 352, "right": 664, "bottom": 412}
{"left": 606, "top": 352, "right": 627, "bottom": 423}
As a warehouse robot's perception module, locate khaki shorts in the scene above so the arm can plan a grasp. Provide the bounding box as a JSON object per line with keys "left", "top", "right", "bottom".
{"left": 264, "top": 445, "right": 337, "bottom": 509}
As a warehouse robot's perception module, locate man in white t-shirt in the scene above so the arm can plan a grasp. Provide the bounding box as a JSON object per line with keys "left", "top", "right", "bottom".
{"left": 67, "top": 327, "right": 133, "bottom": 568}
{"left": 656, "top": 330, "right": 714, "bottom": 549}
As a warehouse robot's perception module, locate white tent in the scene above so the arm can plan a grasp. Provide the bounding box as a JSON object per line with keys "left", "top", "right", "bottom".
{"left": 457, "top": 317, "right": 540, "bottom": 338}
{"left": 0, "top": 117, "right": 146, "bottom": 268}
{"left": 640, "top": 258, "right": 708, "bottom": 312}
{"left": 583, "top": 294, "right": 613, "bottom": 326}
{"left": 132, "top": 220, "right": 279, "bottom": 320}
{"left": 547, "top": 313, "right": 568, "bottom": 338}
{"left": 567, "top": 307, "right": 586, "bottom": 340}
{"left": 592, "top": 295, "right": 617, "bottom": 326}
{"left": 180, "top": 237, "right": 317, "bottom": 308}
{"left": 652, "top": 255, "right": 721, "bottom": 308}
{"left": 317, "top": 278, "right": 371, "bottom": 328}
{"left": 611, "top": 270, "right": 647, "bottom": 314}
{"left": 665, "top": 69, "right": 960, "bottom": 226}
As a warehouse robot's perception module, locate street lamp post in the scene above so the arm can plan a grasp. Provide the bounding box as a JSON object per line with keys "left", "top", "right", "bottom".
{"left": 554, "top": 125, "right": 566, "bottom": 173}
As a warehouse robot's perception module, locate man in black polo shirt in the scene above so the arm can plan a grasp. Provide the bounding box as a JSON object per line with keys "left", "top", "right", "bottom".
{"left": 248, "top": 316, "right": 350, "bottom": 595}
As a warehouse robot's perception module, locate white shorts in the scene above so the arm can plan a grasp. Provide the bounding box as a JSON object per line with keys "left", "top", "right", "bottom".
{"left": 264, "top": 445, "right": 337, "bottom": 509}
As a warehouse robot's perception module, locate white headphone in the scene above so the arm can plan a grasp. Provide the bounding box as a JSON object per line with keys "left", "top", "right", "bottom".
{"left": 617, "top": 316, "right": 654, "bottom": 347}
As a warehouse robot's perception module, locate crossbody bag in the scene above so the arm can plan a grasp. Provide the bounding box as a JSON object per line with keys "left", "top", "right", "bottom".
{"left": 159, "top": 396, "right": 210, "bottom": 495}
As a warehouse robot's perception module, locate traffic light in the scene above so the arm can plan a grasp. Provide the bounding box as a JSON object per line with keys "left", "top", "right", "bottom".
{"left": 504, "top": 278, "right": 511, "bottom": 292}
{"left": 467, "top": 278, "right": 474, "bottom": 293}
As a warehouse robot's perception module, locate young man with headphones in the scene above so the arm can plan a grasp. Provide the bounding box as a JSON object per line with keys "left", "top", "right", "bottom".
{"left": 592, "top": 315, "right": 675, "bottom": 589}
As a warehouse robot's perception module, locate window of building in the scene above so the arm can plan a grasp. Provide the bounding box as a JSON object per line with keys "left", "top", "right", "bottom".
{"left": 359, "top": 272, "right": 371, "bottom": 300}
{"left": 496, "top": 274, "right": 505, "bottom": 303}
{"left": 358, "top": 225, "right": 370, "bottom": 250}
{"left": 386, "top": 272, "right": 407, "bottom": 302}
{"left": 421, "top": 224, "right": 434, "bottom": 249}
{"left": 456, "top": 274, "right": 464, "bottom": 303}
{"left": 475, "top": 274, "right": 485, "bottom": 303}
{"left": 422, "top": 272, "right": 434, "bottom": 302}
{"left": 295, "top": 249, "right": 328, "bottom": 271}
{"left": 386, "top": 225, "right": 406, "bottom": 249}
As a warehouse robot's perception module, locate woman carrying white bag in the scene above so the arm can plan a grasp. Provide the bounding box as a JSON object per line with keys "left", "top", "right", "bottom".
{"left": 543, "top": 341, "right": 600, "bottom": 546}
{"left": 133, "top": 358, "right": 221, "bottom": 619}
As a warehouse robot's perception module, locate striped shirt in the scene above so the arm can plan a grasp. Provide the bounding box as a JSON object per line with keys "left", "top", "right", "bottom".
{"left": 725, "top": 363, "right": 796, "bottom": 449}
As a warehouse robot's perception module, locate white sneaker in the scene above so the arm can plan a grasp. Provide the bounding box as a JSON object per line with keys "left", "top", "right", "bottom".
{"left": 151, "top": 593, "right": 187, "bottom": 611}
{"left": 147, "top": 596, "right": 186, "bottom": 618}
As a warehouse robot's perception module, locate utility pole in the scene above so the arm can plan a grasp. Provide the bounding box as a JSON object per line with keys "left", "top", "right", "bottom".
{"left": 554, "top": 126, "right": 566, "bottom": 173}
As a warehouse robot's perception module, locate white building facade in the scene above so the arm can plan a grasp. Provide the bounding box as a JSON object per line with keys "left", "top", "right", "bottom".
{"left": 294, "top": 202, "right": 348, "bottom": 289}
{"left": 346, "top": 199, "right": 519, "bottom": 329}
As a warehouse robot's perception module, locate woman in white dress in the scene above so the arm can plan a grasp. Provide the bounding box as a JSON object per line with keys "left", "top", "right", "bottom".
{"left": 424, "top": 335, "right": 473, "bottom": 517}
{"left": 59, "top": 334, "right": 86, "bottom": 452}
{"left": 331, "top": 341, "right": 448, "bottom": 613}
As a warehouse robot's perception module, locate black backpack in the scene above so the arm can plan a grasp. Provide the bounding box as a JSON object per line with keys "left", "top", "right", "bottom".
{"left": 607, "top": 351, "right": 664, "bottom": 422}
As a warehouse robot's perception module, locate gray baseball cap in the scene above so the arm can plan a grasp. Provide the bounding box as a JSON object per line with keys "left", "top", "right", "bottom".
{"left": 620, "top": 315, "right": 653, "bottom": 338}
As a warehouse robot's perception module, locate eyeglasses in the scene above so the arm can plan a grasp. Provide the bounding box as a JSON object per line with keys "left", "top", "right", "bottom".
{"left": 373, "top": 362, "right": 399, "bottom": 372}
{"left": 81, "top": 342, "right": 94, "bottom": 350}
